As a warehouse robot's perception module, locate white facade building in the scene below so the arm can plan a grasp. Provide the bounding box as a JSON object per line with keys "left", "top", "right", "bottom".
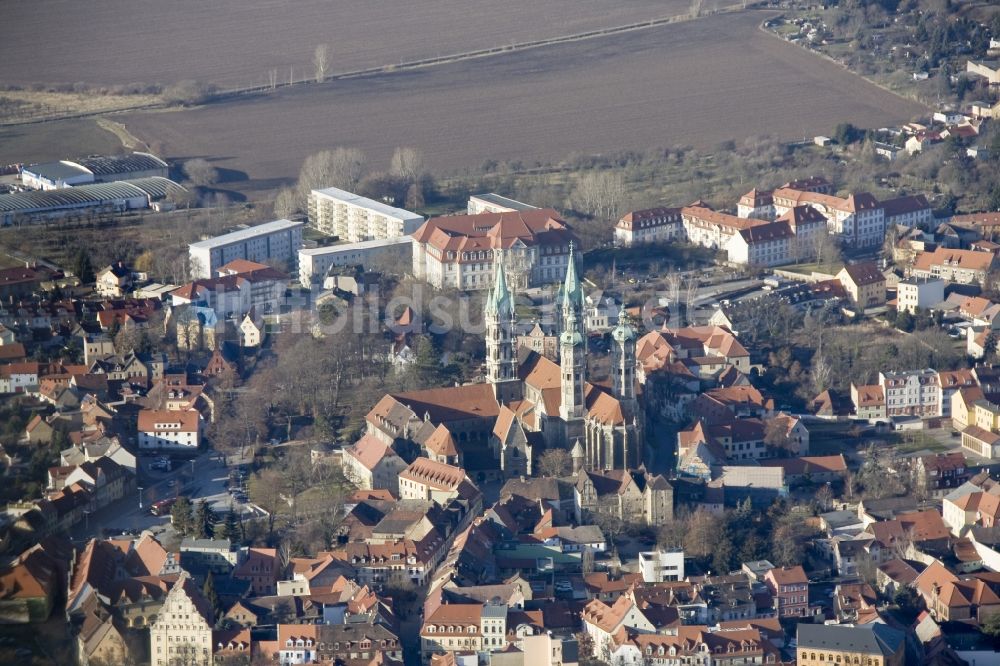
{"left": 897, "top": 276, "right": 945, "bottom": 314}
{"left": 411, "top": 209, "right": 575, "bottom": 291}
{"left": 298, "top": 237, "right": 413, "bottom": 287}
{"left": 188, "top": 219, "right": 303, "bottom": 279}
{"left": 467, "top": 193, "right": 537, "bottom": 215}
{"left": 773, "top": 188, "right": 885, "bottom": 248}
{"left": 614, "top": 207, "right": 683, "bottom": 247}
{"left": 638, "top": 549, "right": 685, "bottom": 583}
{"left": 138, "top": 409, "right": 201, "bottom": 450}
{"left": 308, "top": 186, "right": 423, "bottom": 242}
{"left": 879, "top": 369, "right": 940, "bottom": 418}
{"left": 149, "top": 573, "right": 213, "bottom": 666}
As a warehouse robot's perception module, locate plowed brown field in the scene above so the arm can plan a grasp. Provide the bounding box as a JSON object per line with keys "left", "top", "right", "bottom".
{"left": 109, "top": 11, "right": 924, "bottom": 197}
{"left": 1, "top": 0, "right": 731, "bottom": 89}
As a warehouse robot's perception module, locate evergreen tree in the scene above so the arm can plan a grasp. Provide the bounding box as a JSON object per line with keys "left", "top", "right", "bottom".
{"left": 170, "top": 496, "right": 193, "bottom": 535}
{"left": 193, "top": 499, "right": 215, "bottom": 539}
{"left": 202, "top": 570, "right": 220, "bottom": 622}
{"left": 71, "top": 249, "right": 95, "bottom": 283}
{"left": 216, "top": 505, "right": 241, "bottom": 543}
{"left": 408, "top": 335, "right": 442, "bottom": 388}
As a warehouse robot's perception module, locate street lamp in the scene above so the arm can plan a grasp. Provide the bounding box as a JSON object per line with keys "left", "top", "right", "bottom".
{"left": 138, "top": 486, "right": 144, "bottom": 511}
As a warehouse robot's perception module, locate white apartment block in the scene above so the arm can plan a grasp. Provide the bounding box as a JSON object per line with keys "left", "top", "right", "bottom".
{"left": 138, "top": 409, "right": 201, "bottom": 450}
{"left": 467, "top": 193, "right": 537, "bottom": 215}
{"left": 308, "top": 186, "right": 423, "bottom": 242}
{"left": 772, "top": 189, "right": 884, "bottom": 248}
{"left": 879, "top": 369, "right": 940, "bottom": 418}
{"left": 188, "top": 219, "right": 303, "bottom": 279}
{"left": 298, "top": 237, "right": 413, "bottom": 287}
{"left": 614, "top": 207, "right": 683, "bottom": 247}
{"left": 897, "top": 276, "right": 945, "bottom": 314}
{"left": 638, "top": 549, "right": 685, "bottom": 582}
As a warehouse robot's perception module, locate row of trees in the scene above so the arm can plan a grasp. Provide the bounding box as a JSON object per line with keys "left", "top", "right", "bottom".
{"left": 170, "top": 496, "right": 243, "bottom": 542}
{"left": 274, "top": 146, "right": 435, "bottom": 221}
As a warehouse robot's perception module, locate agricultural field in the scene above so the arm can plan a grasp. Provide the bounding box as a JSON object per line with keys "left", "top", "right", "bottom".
{"left": 114, "top": 11, "right": 927, "bottom": 198}
{"left": 0, "top": 118, "right": 123, "bottom": 166}
{"left": 0, "top": 0, "right": 734, "bottom": 90}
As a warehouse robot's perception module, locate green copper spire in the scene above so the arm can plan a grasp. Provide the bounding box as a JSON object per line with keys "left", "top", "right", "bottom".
{"left": 486, "top": 250, "right": 513, "bottom": 316}
{"left": 611, "top": 303, "right": 636, "bottom": 343}
{"left": 560, "top": 241, "right": 583, "bottom": 314}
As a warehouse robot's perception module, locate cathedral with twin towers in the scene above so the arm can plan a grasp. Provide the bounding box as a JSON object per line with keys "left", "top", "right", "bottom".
{"left": 366, "top": 244, "right": 644, "bottom": 480}
{"left": 482, "top": 245, "right": 644, "bottom": 472}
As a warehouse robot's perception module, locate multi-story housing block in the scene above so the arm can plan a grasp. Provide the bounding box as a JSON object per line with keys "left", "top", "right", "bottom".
{"left": 298, "top": 236, "right": 413, "bottom": 287}
{"left": 880, "top": 369, "right": 940, "bottom": 417}
{"left": 764, "top": 565, "right": 809, "bottom": 618}
{"left": 308, "top": 186, "right": 423, "bottom": 242}
{"left": 188, "top": 219, "right": 303, "bottom": 279}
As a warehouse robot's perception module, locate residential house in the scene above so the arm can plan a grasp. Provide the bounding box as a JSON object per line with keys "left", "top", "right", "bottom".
{"left": 914, "top": 453, "right": 969, "bottom": 496}
{"left": 233, "top": 547, "right": 279, "bottom": 596}
{"left": 95, "top": 264, "right": 133, "bottom": 298}
{"left": 896, "top": 276, "right": 945, "bottom": 314}
{"left": 137, "top": 409, "right": 201, "bottom": 450}
{"left": 837, "top": 262, "right": 886, "bottom": 309}
{"left": 912, "top": 247, "right": 996, "bottom": 285}
{"left": 880, "top": 369, "right": 940, "bottom": 418}
{"left": 341, "top": 434, "right": 408, "bottom": 493}
{"left": 851, "top": 383, "right": 886, "bottom": 420}
{"left": 764, "top": 565, "right": 809, "bottom": 618}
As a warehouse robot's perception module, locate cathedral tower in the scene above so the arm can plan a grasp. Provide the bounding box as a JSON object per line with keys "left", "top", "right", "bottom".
{"left": 611, "top": 304, "right": 637, "bottom": 412}
{"left": 485, "top": 251, "right": 520, "bottom": 402}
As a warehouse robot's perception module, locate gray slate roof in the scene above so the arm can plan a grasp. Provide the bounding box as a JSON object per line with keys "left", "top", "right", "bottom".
{"left": 797, "top": 623, "right": 904, "bottom": 656}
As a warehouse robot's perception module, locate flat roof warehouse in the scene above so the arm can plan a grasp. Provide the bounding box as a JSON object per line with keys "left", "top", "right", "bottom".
{"left": 0, "top": 177, "right": 185, "bottom": 223}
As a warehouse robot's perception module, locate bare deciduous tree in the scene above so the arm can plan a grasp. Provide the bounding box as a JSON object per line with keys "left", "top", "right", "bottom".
{"left": 573, "top": 171, "right": 625, "bottom": 221}
{"left": 537, "top": 448, "right": 572, "bottom": 477}
{"left": 182, "top": 158, "right": 218, "bottom": 187}
{"left": 314, "top": 44, "right": 330, "bottom": 83}
{"left": 812, "top": 351, "right": 832, "bottom": 395}
{"left": 296, "top": 148, "right": 367, "bottom": 203}
{"left": 273, "top": 186, "right": 299, "bottom": 219}
{"left": 389, "top": 146, "right": 425, "bottom": 183}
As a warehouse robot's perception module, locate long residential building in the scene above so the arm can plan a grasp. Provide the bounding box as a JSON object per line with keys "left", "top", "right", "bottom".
{"left": 911, "top": 247, "right": 996, "bottom": 285}
{"left": 772, "top": 188, "right": 885, "bottom": 248}
{"left": 298, "top": 237, "right": 413, "bottom": 287}
{"left": 411, "top": 208, "right": 576, "bottom": 290}
{"left": 187, "top": 219, "right": 303, "bottom": 279}
{"left": 614, "top": 207, "right": 683, "bottom": 247}
{"left": 308, "top": 186, "right": 423, "bottom": 242}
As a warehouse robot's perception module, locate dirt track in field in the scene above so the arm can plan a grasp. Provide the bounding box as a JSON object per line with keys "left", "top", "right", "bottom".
{"left": 109, "top": 11, "right": 924, "bottom": 197}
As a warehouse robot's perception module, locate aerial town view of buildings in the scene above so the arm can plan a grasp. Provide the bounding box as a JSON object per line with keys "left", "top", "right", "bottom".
{"left": 2, "top": 0, "right": 1000, "bottom": 665}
